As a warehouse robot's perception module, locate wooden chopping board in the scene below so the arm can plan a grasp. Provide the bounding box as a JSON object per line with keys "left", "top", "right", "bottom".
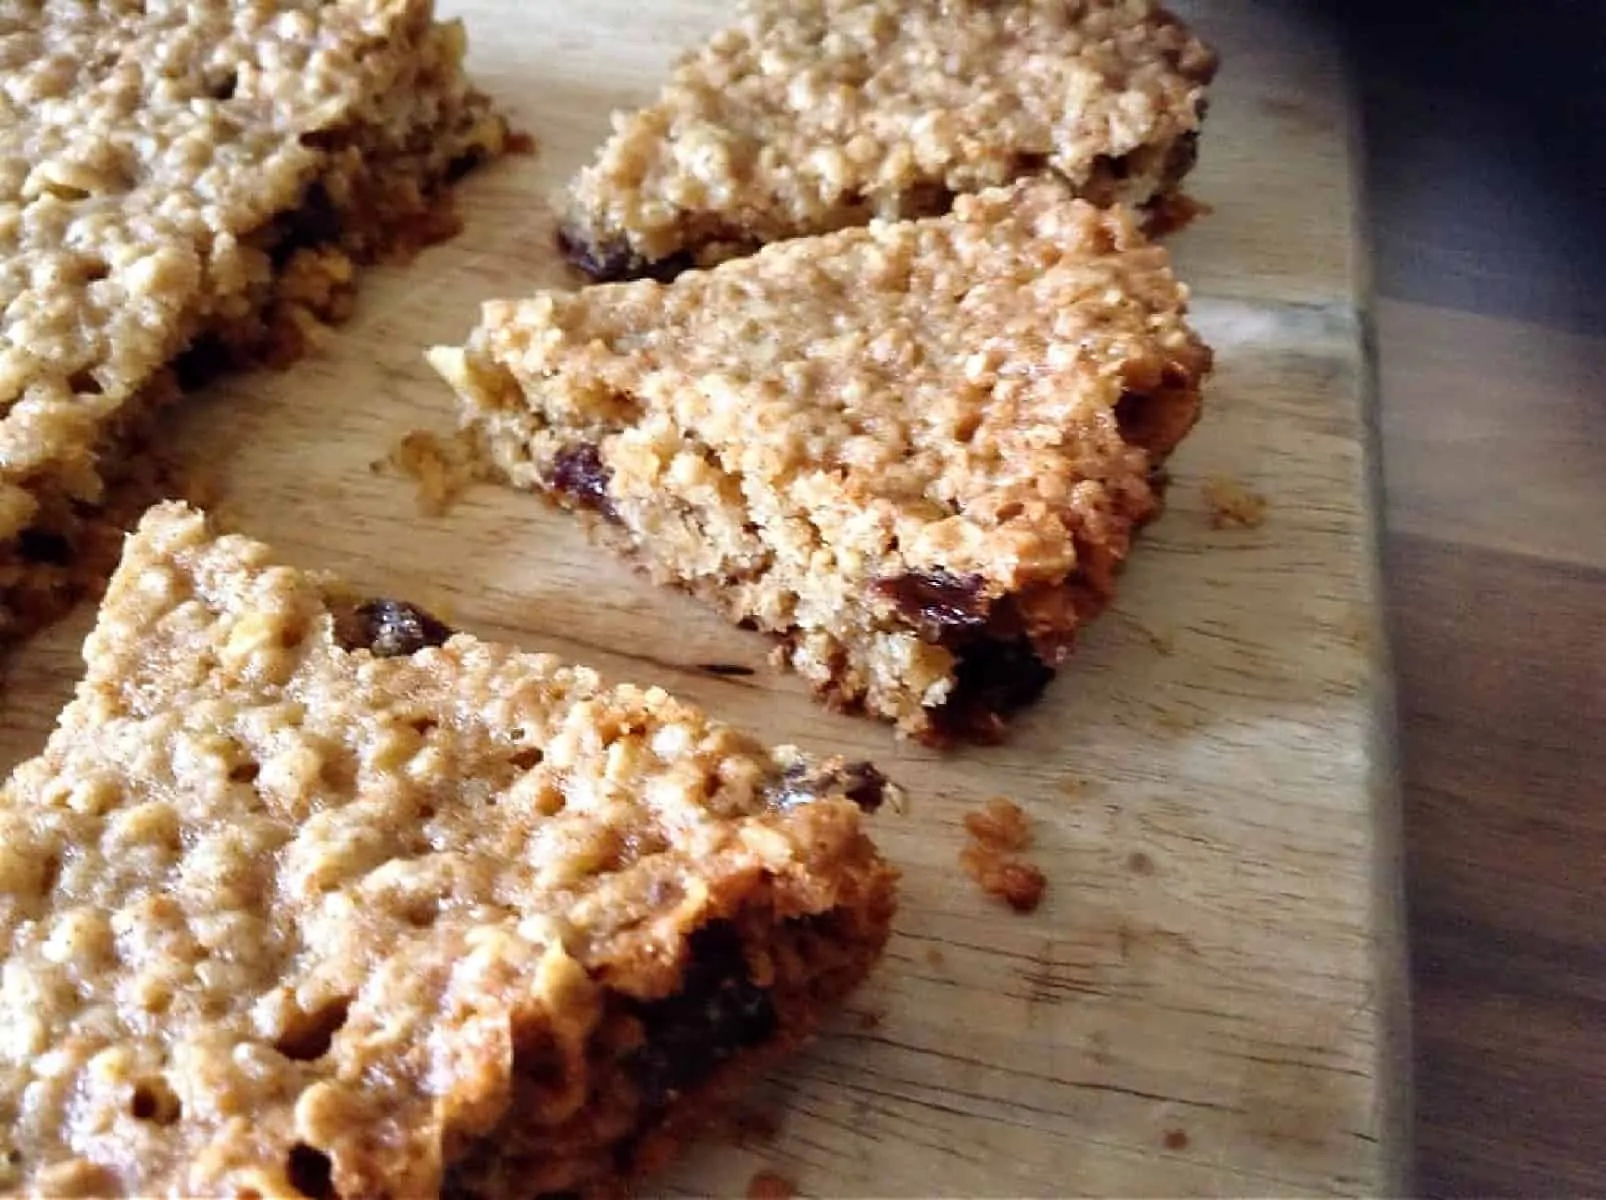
{"left": 0, "top": 1, "right": 1408, "bottom": 1195}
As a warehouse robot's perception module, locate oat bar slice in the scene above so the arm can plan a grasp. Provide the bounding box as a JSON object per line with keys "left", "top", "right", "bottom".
{"left": 0, "top": 503, "right": 898, "bottom": 1199}
{"left": 431, "top": 180, "right": 1212, "bottom": 743}
{"left": 560, "top": 0, "right": 1217, "bottom": 281}
{"left": 0, "top": 0, "right": 511, "bottom": 646}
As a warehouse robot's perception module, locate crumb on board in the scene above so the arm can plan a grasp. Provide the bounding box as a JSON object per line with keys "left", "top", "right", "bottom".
{"left": 923, "top": 946, "right": 946, "bottom": 969}
{"left": 387, "top": 428, "right": 480, "bottom": 516}
{"left": 960, "top": 844, "right": 1047, "bottom": 913}
{"left": 747, "top": 1168, "right": 797, "bottom": 1199}
{"left": 1163, "top": 1127, "right": 1190, "bottom": 1151}
{"left": 960, "top": 797, "right": 1046, "bottom": 913}
{"left": 1145, "top": 191, "right": 1212, "bottom": 237}
{"left": 856, "top": 1006, "right": 885, "bottom": 1031}
{"left": 1201, "top": 476, "right": 1268, "bottom": 529}
{"left": 963, "top": 795, "right": 1033, "bottom": 852}
{"left": 506, "top": 130, "right": 538, "bottom": 154}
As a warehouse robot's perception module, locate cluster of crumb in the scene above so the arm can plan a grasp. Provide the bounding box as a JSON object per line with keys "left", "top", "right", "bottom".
{"left": 0, "top": 504, "right": 896, "bottom": 1199}
{"left": 960, "top": 797, "right": 1046, "bottom": 913}
{"left": 747, "top": 1167, "right": 799, "bottom": 1199}
{"left": 561, "top": 0, "right": 1216, "bottom": 276}
{"left": 432, "top": 179, "right": 1211, "bottom": 740}
{"left": 0, "top": 0, "right": 509, "bottom": 644}
{"left": 1201, "top": 476, "right": 1269, "bottom": 529}
{"left": 385, "top": 428, "right": 484, "bottom": 516}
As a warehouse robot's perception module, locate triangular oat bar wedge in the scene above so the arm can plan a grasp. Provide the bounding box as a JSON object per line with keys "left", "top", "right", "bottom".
{"left": 0, "top": 503, "right": 897, "bottom": 1199}
{"left": 431, "top": 180, "right": 1212, "bottom": 743}
{"left": 560, "top": 0, "right": 1216, "bottom": 280}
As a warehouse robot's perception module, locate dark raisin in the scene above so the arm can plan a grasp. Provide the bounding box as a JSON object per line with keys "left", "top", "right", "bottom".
{"left": 67, "top": 368, "right": 103, "bottom": 394}
{"left": 273, "top": 996, "right": 351, "bottom": 1062}
{"left": 900, "top": 180, "right": 956, "bottom": 219}
{"left": 1160, "top": 131, "right": 1200, "bottom": 188}
{"left": 508, "top": 746, "right": 544, "bottom": 771}
{"left": 835, "top": 761, "right": 891, "bottom": 811}
{"left": 172, "top": 334, "right": 236, "bottom": 389}
{"left": 298, "top": 127, "right": 355, "bottom": 154}
{"left": 16, "top": 529, "right": 72, "bottom": 566}
{"left": 445, "top": 148, "right": 486, "bottom": 182}
{"left": 628, "top": 922, "right": 776, "bottom": 1108}
{"left": 332, "top": 598, "right": 453, "bottom": 657}
{"left": 927, "top": 637, "right": 1056, "bottom": 745}
{"left": 770, "top": 760, "right": 889, "bottom": 813}
{"left": 871, "top": 570, "right": 991, "bottom": 637}
{"left": 210, "top": 70, "right": 237, "bottom": 100}
{"left": 556, "top": 227, "right": 695, "bottom": 284}
{"left": 272, "top": 182, "right": 342, "bottom": 265}
{"left": 547, "top": 443, "right": 620, "bottom": 523}
{"left": 1115, "top": 389, "right": 1166, "bottom": 452}
{"left": 285, "top": 1143, "right": 339, "bottom": 1200}
{"left": 129, "top": 1076, "right": 180, "bottom": 1125}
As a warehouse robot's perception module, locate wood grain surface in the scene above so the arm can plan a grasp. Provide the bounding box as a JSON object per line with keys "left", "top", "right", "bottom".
{"left": 0, "top": 3, "right": 1406, "bottom": 1194}
{"left": 1348, "top": 1, "right": 1606, "bottom": 1188}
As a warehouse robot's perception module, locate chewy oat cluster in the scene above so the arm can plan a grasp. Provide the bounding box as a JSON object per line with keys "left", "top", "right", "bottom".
{"left": 0, "top": 503, "right": 898, "bottom": 1199}
{"left": 0, "top": 0, "right": 508, "bottom": 646}
{"left": 432, "top": 179, "right": 1210, "bottom": 742}
{"left": 560, "top": 0, "right": 1217, "bottom": 280}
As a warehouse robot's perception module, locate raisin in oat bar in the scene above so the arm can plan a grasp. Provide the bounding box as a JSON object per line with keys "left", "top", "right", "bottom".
{"left": 559, "top": 0, "right": 1216, "bottom": 281}
{"left": 0, "top": 1, "right": 510, "bottom": 646}
{"left": 430, "top": 180, "right": 1212, "bottom": 742}
{"left": 0, "top": 503, "right": 898, "bottom": 1199}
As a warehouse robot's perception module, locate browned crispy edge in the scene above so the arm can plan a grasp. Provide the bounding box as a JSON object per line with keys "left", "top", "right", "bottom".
{"left": 0, "top": 116, "right": 510, "bottom": 650}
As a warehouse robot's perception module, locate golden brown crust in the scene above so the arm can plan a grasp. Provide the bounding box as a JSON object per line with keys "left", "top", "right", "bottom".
{"left": 0, "top": 0, "right": 510, "bottom": 645}
{"left": 0, "top": 503, "right": 897, "bottom": 1198}
{"left": 560, "top": 0, "right": 1217, "bottom": 278}
{"left": 431, "top": 179, "right": 1212, "bottom": 741}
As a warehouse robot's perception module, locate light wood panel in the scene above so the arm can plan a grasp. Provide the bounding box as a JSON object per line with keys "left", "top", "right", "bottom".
{"left": 1387, "top": 532, "right": 1606, "bottom": 1197}
{"left": 1379, "top": 298, "right": 1606, "bottom": 570}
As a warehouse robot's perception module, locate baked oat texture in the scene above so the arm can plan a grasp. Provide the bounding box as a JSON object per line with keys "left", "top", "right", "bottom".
{"left": 559, "top": 0, "right": 1217, "bottom": 280}
{"left": 430, "top": 179, "right": 1213, "bottom": 742}
{"left": 0, "top": 503, "right": 898, "bottom": 1199}
{"left": 0, "top": 0, "right": 509, "bottom": 646}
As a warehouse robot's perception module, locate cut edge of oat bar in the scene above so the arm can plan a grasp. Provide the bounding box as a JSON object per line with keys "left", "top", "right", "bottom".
{"left": 0, "top": 7, "right": 515, "bottom": 649}
{"left": 430, "top": 182, "right": 1212, "bottom": 744}
{"left": 558, "top": 0, "right": 1218, "bottom": 282}
{"left": 0, "top": 501, "right": 898, "bottom": 1199}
